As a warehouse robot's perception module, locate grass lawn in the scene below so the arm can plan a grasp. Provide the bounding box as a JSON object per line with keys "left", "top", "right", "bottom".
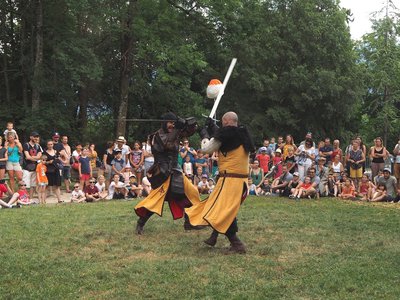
{"left": 1, "top": 197, "right": 399, "bottom": 299}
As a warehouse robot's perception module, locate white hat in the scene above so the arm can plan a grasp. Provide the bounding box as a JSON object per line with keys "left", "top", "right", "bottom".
{"left": 117, "top": 136, "right": 125, "bottom": 142}
{"left": 293, "top": 172, "right": 299, "bottom": 176}
{"left": 260, "top": 147, "right": 267, "bottom": 152}
{"left": 275, "top": 148, "right": 282, "bottom": 153}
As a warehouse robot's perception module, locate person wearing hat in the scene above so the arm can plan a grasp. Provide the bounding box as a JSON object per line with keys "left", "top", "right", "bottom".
{"left": 114, "top": 136, "right": 130, "bottom": 163}
{"left": 185, "top": 112, "right": 255, "bottom": 254}
{"left": 197, "top": 174, "right": 210, "bottom": 194}
{"left": 287, "top": 172, "right": 302, "bottom": 197}
{"left": 134, "top": 112, "right": 200, "bottom": 234}
{"left": 372, "top": 167, "right": 397, "bottom": 202}
{"left": 52, "top": 132, "right": 63, "bottom": 152}
{"left": 22, "top": 131, "right": 43, "bottom": 199}
{"left": 255, "top": 146, "right": 270, "bottom": 174}
{"left": 272, "top": 148, "right": 283, "bottom": 179}
{"left": 316, "top": 156, "right": 329, "bottom": 197}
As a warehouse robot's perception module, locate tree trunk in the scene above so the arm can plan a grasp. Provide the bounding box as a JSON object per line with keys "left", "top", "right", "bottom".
{"left": 116, "top": 0, "right": 137, "bottom": 137}
{"left": 78, "top": 85, "right": 88, "bottom": 136}
{"left": 31, "top": 0, "right": 43, "bottom": 110}
{"left": 19, "top": 1, "right": 29, "bottom": 110}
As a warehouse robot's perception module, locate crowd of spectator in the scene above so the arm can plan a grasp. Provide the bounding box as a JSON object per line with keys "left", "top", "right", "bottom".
{"left": 1, "top": 121, "right": 400, "bottom": 209}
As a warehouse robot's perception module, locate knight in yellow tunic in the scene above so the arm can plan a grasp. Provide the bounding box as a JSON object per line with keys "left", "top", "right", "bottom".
{"left": 185, "top": 112, "right": 254, "bottom": 253}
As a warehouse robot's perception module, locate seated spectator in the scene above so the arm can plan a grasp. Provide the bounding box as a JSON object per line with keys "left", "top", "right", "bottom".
{"left": 0, "top": 179, "right": 20, "bottom": 208}
{"left": 358, "top": 174, "right": 375, "bottom": 201}
{"left": 193, "top": 166, "right": 203, "bottom": 187}
{"left": 198, "top": 174, "right": 211, "bottom": 195}
{"left": 113, "top": 181, "right": 128, "bottom": 199}
{"left": 247, "top": 177, "right": 257, "bottom": 196}
{"left": 306, "top": 167, "right": 320, "bottom": 198}
{"left": 208, "top": 178, "right": 215, "bottom": 194}
{"left": 121, "top": 166, "right": 134, "bottom": 185}
{"left": 374, "top": 168, "right": 397, "bottom": 202}
{"left": 127, "top": 175, "right": 143, "bottom": 198}
{"left": 286, "top": 172, "right": 302, "bottom": 197}
{"left": 370, "top": 183, "right": 387, "bottom": 202}
{"left": 270, "top": 164, "right": 293, "bottom": 196}
{"left": 256, "top": 178, "right": 272, "bottom": 196}
{"left": 71, "top": 184, "right": 86, "bottom": 203}
{"left": 249, "top": 160, "right": 264, "bottom": 187}
{"left": 327, "top": 173, "right": 337, "bottom": 197}
{"left": 95, "top": 175, "right": 108, "bottom": 199}
{"left": 289, "top": 176, "right": 313, "bottom": 199}
{"left": 84, "top": 178, "right": 100, "bottom": 202}
{"left": 107, "top": 174, "right": 120, "bottom": 199}
{"left": 13, "top": 181, "right": 36, "bottom": 205}
{"left": 316, "top": 157, "right": 329, "bottom": 196}
{"left": 338, "top": 178, "right": 356, "bottom": 200}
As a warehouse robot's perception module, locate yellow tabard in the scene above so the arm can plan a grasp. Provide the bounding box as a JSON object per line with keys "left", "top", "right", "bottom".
{"left": 185, "top": 145, "right": 249, "bottom": 233}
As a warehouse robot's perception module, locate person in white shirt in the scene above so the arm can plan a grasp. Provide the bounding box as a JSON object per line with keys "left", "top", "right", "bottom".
{"left": 71, "top": 184, "right": 86, "bottom": 203}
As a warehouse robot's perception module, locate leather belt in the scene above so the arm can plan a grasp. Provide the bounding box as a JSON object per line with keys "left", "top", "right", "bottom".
{"left": 218, "top": 172, "right": 248, "bottom": 178}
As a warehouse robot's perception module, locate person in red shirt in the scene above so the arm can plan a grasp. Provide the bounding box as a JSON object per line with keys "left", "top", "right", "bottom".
{"left": 84, "top": 178, "right": 100, "bottom": 202}
{"left": 0, "top": 180, "right": 21, "bottom": 208}
{"left": 255, "top": 147, "right": 270, "bottom": 173}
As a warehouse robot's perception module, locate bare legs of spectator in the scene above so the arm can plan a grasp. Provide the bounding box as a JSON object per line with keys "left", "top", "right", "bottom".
{"left": 7, "top": 169, "right": 22, "bottom": 192}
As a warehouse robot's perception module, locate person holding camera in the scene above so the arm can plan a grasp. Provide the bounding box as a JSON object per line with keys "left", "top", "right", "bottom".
{"left": 179, "top": 139, "right": 197, "bottom": 168}
{"left": 295, "top": 137, "right": 315, "bottom": 181}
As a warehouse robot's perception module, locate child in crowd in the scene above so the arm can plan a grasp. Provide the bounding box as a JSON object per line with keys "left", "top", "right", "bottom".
{"left": 111, "top": 149, "right": 126, "bottom": 181}
{"left": 84, "top": 178, "right": 100, "bottom": 202}
{"left": 127, "top": 175, "right": 143, "bottom": 198}
{"left": 285, "top": 171, "right": 302, "bottom": 196}
{"left": 256, "top": 178, "right": 272, "bottom": 196}
{"left": 272, "top": 149, "right": 283, "bottom": 179}
{"left": 358, "top": 174, "right": 375, "bottom": 201}
{"left": 95, "top": 175, "right": 108, "bottom": 199}
{"left": 15, "top": 181, "right": 36, "bottom": 205}
{"left": 284, "top": 146, "right": 296, "bottom": 174}
{"left": 269, "top": 137, "right": 277, "bottom": 151}
{"left": 193, "top": 166, "right": 203, "bottom": 186}
{"left": 327, "top": 173, "right": 336, "bottom": 197}
{"left": 247, "top": 177, "right": 257, "bottom": 196}
{"left": 108, "top": 174, "right": 128, "bottom": 199}
{"left": 121, "top": 166, "right": 134, "bottom": 185}
{"left": 373, "top": 170, "right": 383, "bottom": 186}
{"left": 3, "top": 121, "right": 19, "bottom": 140}
{"left": 0, "top": 136, "right": 7, "bottom": 180}
{"left": 0, "top": 179, "right": 20, "bottom": 208}
{"left": 107, "top": 174, "right": 119, "bottom": 199}
{"left": 208, "top": 178, "right": 215, "bottom": 194}
{"left": 289, "top": 176, "right": 312, "bottom": 199}
{"left": 78, "top": 148, "right": 92, "bottom": 190}
{"left": 338, "top": 178, "right": 356, "bottom": 200}
{"left": 370, "top": 183, "right": 387, "bottom": 202}
{"left": 36, "top": 155, "right": 48, "bottom": 204}
{"left": 141, "top": 176, "right": 151, "bottom": 197}
{"left": 71, "top": 183, "right": 86, "bottom": 203}
{"left": 198, "top": 174, "right": 211, "bottom": 195}
{"left": 183, "top": 156, "right": 194, "bottom": 181}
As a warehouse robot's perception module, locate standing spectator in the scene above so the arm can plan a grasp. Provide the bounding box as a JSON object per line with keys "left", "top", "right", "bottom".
{"left": 102, "top": 141, "right": 115, "bottom": 187}
{"left": 22, "top": 131, "right": 43, "bottom": 199}
{"left": 268, "top": 137, "right": 277, "bottom": 152}
{"left": 355, "top": 136, "right": 367, "bottom": 173}
{"left": 142, "top": 136, "right": 154, "bottom": 177}
{"left": 129, "top": 141, "right": 144, "bottom": 184}
{"left": 71, "top": 143, "right": 83, "bottom": 171}
{"left": 210, "top": 151, "right": 218, "bottom": 177}
{"left": 36, "top": 155, "right": 48, "bottom": 204}
{"left": 331, "top": 139, "right": 343, "bottom": 162}
{"left": 276, "top": 136, "right": 285, "bottom": 151}
{"left": 78, "top": 148, "right": 92, "bottom": 190}
{"left": 319, "top": 138, "right": 334, "bottom": 164}
{"left": 59, "top": 135, "right": 72, "bottom": 193}
{"left": 114, "top": 136, "right": 130, "bottom": 163}
{"left": 179, "top": 139, "right": 197, "bottom": 167}
{"left": 370, "top": 137, "right": 388, "bottom": 180}
{"left": 316, "top": 157, "right": 329, "bottom": 196}
{"left": 5, "top": 132, "right": 23, "bottom": 192}
{"left": 282, "top": 134, "right": 297, "bottom": 160}
{"left": 272, "top": 148, "right": 283, "bottom": 179}
{"left": 284, "top": 146, "right": 296, "bottom": 174}
{"left": 257, "top": 139, "right": 274, "bottom": 157}
{"left": 193, "top": 166, "right": 203, "bottom": 186}
{"left": 300, "top": 132, "right": 316, "bottom": 148}
{"left": 111, "top": 149, "right": 126, "bottom": 181}
{"left": 183, "top": 156, "right": 194, "bottom": 181}
{"left": 52, "top": 132, "right": 63, "bottom": 152}
{"left": 393, "top": 139, "right": 400, "bottom": 188}
{"left": 88, "top": 143, "right": 99, "bottom": 176}
{"left": 256, "top": 147, "right": 270, "bottom": 174}
{"left": 0, "top": 136, "right": 8, "bottom": 180}
{"left": 347, "top": 140, "right": 365, "bottom": 190}
{"left": 295, "top": 137, "right": 315, "bottom": 181}
{"left": 195, "top": 149, "right": 208, "bottom": 175}
{"left": 3, "top": 121, "right": 19, "bottom": 140}
{"left": 43, "top": 140, "right": 62, "bottom": 203}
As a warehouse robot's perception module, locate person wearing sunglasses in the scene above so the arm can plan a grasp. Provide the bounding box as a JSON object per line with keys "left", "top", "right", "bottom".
{"left": 70, "top": 184, "right": 86, "bottom": 203}
{"left": 84, "top": 178, "right": 100, "bottom": 202}
{"left": 11, "top": 181, "right": 36, "bottom": 206}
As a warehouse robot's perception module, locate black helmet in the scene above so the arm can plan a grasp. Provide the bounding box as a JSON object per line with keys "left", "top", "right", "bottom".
{"left": 161, "top": 112, "right": 177, "bottom": 131}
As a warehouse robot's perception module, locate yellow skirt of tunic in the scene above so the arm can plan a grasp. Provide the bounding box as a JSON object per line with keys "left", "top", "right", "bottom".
{"left": 185, "top": 145, "right": 249, "bottom": 233}
{"left": 135, "top": 173, "right": 201, "bottom": 219}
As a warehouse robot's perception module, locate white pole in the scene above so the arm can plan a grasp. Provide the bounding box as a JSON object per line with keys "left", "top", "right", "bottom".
{"left": 209, "top": 58, "right": 237, "bottom": 118}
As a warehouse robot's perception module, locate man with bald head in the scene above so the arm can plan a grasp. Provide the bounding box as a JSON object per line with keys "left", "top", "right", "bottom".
{"left": 186, "top": 112, "right": 254, "bottom": 253}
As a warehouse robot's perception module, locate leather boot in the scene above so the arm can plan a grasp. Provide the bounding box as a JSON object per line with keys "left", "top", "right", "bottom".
{"left": 184, "top": 214, "right": 206, "bottom": 231}
{"left": 226, "top": 234, "right": 246, "bottom": 254}
{"left": 204, "top": 230, "right": 219, "bottom": 247}
{"left": 136, "top": 217, "right": 147, "bottom": 235}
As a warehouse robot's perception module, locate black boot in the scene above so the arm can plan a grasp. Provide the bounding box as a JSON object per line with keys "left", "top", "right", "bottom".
{"left": 204, "top": 230, "right": 219, "bottom": 247}
{"left": 184, "top": 214, "right": 206, "bottom": 231}
{"left": 136, "top": 213, "right": 152, "bottom": 235}
{"left": 226, "top": 234, "right": 246, "bottom": 254}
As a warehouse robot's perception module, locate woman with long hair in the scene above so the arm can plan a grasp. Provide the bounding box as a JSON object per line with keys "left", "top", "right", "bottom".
{"left": 5, "top": 132, "right": 23, "bottom": 192}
